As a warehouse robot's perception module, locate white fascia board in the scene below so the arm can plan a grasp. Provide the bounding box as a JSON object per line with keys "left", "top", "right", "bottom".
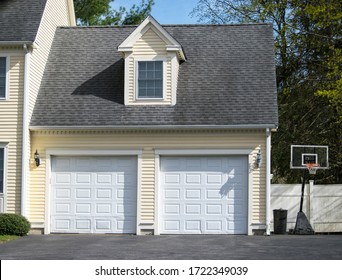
{"left": 30, "top": 124, "right": 277, "bottom": 131}
{"left": 21, "top": 48, "right": 31, "bottom": 217}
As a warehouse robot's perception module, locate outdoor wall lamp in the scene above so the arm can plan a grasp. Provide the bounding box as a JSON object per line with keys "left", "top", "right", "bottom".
{"left": 34, "top": 149, "right": 40, "bottom": 167}
{"left": 256, "top": 149, "right": 262, "bottom": 168}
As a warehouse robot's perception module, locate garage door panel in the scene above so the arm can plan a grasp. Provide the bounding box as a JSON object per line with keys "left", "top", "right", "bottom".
{"left": 54, "top": 219, "right": 71, "bottom": 230}
{"left": 76, "top": 219, "right": 91, "bottom": 230}
{"left": 160, "top": 156, "right": 248, "bottom": 234}
{"left": 185, "top": 220, "right": 201, "bottom": 231}
{"left": 55, "top": 173, "right": 72, "bottom": 184}
{"left": 185, "top": 189, "right": 201, "bottom": 199}
{"left": 51, "top": 156, "right": 137, "bottom": 234}
{"left": 96, "top": 220, "right": 111, "bottom": 230}
{"left": 164, "top": 220, "right": 180, "bottom": 231}
{"left": 117, "top": 219, "right": 136, "bottom": 232}
{"left": 75, "top": 188, "right": 92, "bottom": 199}
{"left": 96, "top": 174, "right": 112, "bottom": 184}
{"left": 206, "top": 220, "right": 223, "bottom": 231}
{"left": 164, "top": 174, "right": 180, "bottom": 184}
{"left": 96, "top": 204, "right": 112, "bottom": 214}
{"left": 206, "top": 204, "right": 223, "bottom": 215}
{"left": 164, "top": 204, "right": 181, "bottom": 214}
{"left": 185, "top": 204, "right": 201, "bottom": 215}
{"left": 185, "top": 174, "right": 201, "bottom": 184}
{"left": 206, "top": 174, "right": 222, "bottom": 184}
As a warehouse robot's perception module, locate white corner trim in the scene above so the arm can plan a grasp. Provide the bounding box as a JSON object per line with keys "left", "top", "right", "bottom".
{"left": 44, "top": 154, "right": 51, "bottom": 234}
{"left": 21, "top": 48, "right": 31, "bottom": 217}
{"left": 67, "top": 0, "right": 76, "bottom": 26}
{"left": 0, "top": 143, "right": 8, "bottom": 212}
{"left": 124, "top": 53, "right": 132, "bottom": 106}
{"left": 136, "top": 153, "right": 142, "bottom": 235}
{"left": 248, "top": 153, "right": 254, "bottom": 235}
{"left": 154, "top": 154, "right": 160, "bottom": 235}
{"left": 265, "top": 128, "right": 272, "bottom": 235}
{"left": 171, "top": 54, "right": 178, "bottom": 106}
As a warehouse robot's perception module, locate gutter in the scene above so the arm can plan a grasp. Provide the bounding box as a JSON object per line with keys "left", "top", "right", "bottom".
{"left": 21, "top": 44, "right": 31, "bottom": 217}
{"left": 265, "top": 128, "right": 272, "bottom": 235}
{"left": 29, "top": 124, "right": 278, "bottom": 131}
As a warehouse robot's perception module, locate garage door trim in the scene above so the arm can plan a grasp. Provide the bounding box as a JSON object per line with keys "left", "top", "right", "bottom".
{"left": 155, "top": 149, "right": 254, "bottom": 235}
{"left": 44, "top": 149, "right": 142, "bottom": 235}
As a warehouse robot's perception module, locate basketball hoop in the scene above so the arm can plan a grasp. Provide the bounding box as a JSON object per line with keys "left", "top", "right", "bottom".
{"left": 306, "top": 163, "right": 320, "bottom": 175}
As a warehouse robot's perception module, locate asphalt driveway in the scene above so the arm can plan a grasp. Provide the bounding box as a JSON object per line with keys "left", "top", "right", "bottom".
{"left": 0, "top": 234, "right": 341, "bottom": 260}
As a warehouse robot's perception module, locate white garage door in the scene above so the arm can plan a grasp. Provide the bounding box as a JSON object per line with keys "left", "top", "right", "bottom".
{"left": 160, "top": 156, "right": 248, "bottom": 234}
{"left": 51, "top": 156, "right": 137, "bottom": 233}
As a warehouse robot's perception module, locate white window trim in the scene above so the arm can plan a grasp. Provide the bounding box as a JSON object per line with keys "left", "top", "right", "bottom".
{"left": 0, "top": 143, "right": 8, "bottom": 213}
{"left": 44, "top": 149, "right": 142, "bottom": 235}
{"left": 135, "top": 57, "right": 167, "bottom": 102}
{"left": 0, "top": 56, "right": 10, "bottom": 101}
{"left": 154, "top": 149, "right": 254, "bottom": 235}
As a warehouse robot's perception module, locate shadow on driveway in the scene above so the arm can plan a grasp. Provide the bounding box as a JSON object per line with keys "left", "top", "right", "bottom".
{"left": 0, "top": 234, "right": 341, "bottom": 260}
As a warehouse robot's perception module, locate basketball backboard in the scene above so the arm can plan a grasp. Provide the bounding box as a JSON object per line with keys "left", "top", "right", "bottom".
{"left": 290, "top": 145, "right": 329, "bottom": 169}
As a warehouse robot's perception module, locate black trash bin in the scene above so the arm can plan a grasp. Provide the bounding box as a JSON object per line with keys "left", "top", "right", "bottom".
{"left": 273, "top": 209, "right": 288, "bottom": 234}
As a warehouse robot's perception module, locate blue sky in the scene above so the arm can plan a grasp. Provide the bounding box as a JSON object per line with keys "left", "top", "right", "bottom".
{"left": 112, "top": 0, "right": 200, "bottom": 24}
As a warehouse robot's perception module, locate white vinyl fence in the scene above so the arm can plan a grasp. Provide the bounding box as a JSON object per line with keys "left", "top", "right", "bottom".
{"left": 271, "top": 182, "right": 342, "bottom": 233}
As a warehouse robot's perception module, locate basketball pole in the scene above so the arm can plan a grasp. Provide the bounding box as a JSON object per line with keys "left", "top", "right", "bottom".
{"left": 294, "top": 168, "right": 315, "bottom": 234}
{"left": 299, "top": 169, "right": 306, "bottom": 212}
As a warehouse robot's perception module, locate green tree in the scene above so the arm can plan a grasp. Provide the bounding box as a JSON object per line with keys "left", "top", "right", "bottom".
{"left": 192, "top": 0, "right": 342, "bottom": 183}
{"left": 74, "top": 0, "right": 154, "bottom": 26}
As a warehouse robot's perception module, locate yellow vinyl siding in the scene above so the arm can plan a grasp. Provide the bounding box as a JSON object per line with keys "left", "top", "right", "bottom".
{"left": 0, "top": 54, "right": 25, "bottom": 214}
{"left": 127, "top": 27, "right": 173, "bottom": 105}
{"left": 133, "top": 28, "right": 167, "bottom": 56}
{"left": 30, "top": 129, "right": 266, "bottom": 227}
{"left": 141, "top": 148, "right": 155, "bottom": 221}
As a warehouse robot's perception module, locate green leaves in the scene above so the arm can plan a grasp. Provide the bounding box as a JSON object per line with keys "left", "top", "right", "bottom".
{"left": 192, "top": 0, "right": 342, "bottom": 183}
{"left": 74, "top": 0, "right": 154, "bottom": 26}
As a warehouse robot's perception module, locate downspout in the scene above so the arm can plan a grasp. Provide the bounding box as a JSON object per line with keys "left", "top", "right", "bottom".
{"left": 265, "top": 128, "right": 271, "bottom": 235}
{"left": 21, "top": 44, "right": 31, "bottom": 217}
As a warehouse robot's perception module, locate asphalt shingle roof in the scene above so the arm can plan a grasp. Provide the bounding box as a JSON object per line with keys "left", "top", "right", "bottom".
{"left": 31, "top": 24, "right": 278, "bottom": 127}
{"left": 0, "top": 0, "right": 47, "bottom": 42}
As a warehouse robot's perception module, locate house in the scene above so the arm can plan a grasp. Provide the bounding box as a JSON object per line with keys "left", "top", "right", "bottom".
{"left": 2, "top": 2, "right": 278, "bottom": 235}
{"left": 29, "top": 16, "right": 278, "bottom": 235}
{"left": 0, "top": 1, "right": 75, "bottom": 216}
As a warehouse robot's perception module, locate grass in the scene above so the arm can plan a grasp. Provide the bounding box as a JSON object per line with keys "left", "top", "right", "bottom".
{"left": 0, "top": 235, "right": 20, "bottom": 244}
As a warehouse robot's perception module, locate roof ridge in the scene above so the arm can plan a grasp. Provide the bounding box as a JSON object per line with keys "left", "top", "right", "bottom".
{"left": 58, "top": 22, "right": 272, "bottom": 29}
{"left": 58, "top": 26, "right": 137, "bottom": 29}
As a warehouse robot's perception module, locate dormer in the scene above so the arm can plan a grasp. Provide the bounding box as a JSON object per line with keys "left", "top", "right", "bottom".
{"left": 118, "top": 16, "right": 186, "bottom": 106}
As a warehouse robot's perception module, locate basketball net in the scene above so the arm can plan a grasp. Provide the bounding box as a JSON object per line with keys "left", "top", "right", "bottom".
{"left": 306, "top": 163, "right": 320, "bottom": 175}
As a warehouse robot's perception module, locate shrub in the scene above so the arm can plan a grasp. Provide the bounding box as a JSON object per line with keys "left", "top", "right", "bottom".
{"left": 0, "top": 213, "right": 31, "bottom": 236}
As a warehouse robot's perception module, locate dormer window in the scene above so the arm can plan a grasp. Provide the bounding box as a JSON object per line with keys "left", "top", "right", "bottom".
{"left": 138, "top": 61, "right": 163, "bottom": 99}
{"left": 118, "top": 16, "right": 186, "bottom": 106}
